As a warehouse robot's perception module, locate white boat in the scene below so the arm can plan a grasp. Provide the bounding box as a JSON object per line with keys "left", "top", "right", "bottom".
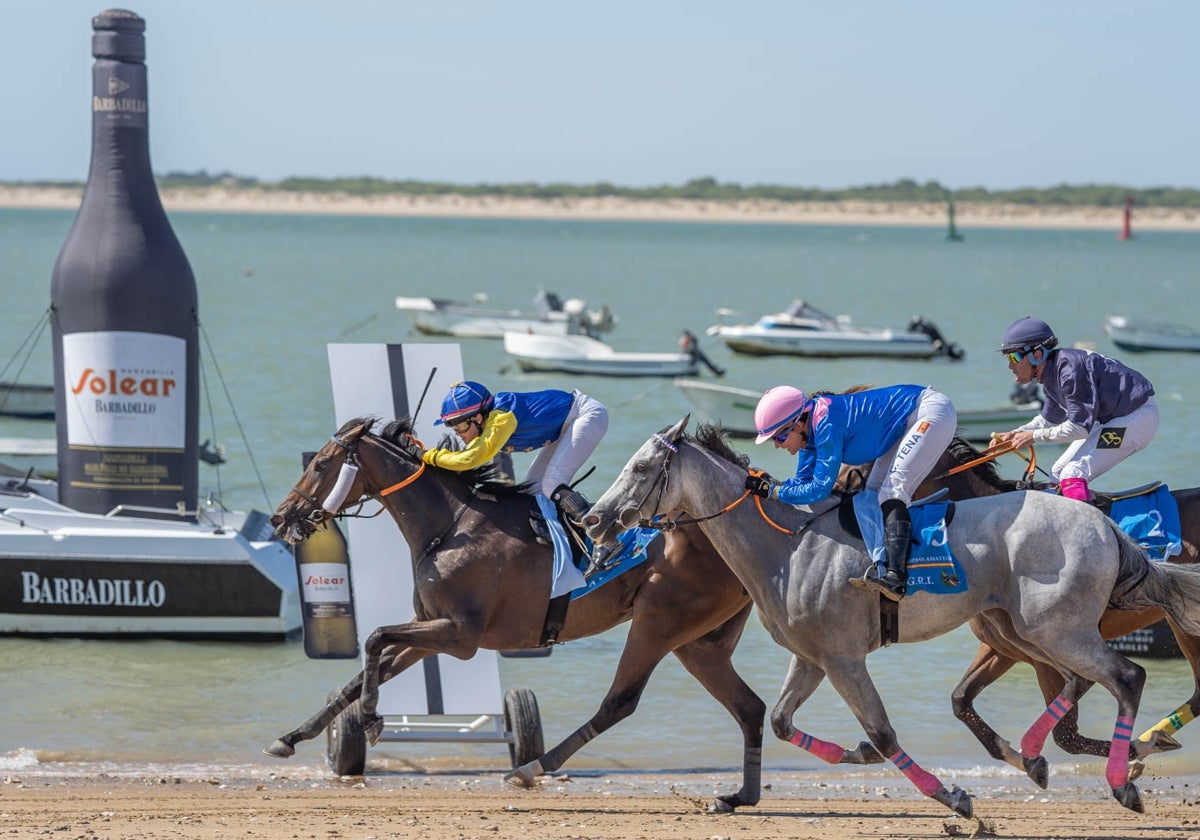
{"left": 1104, "top": 315, "right": 1200, "bottom": 353}
{"left": 395, "top": 288, "right": 615, "bottom": 339}
{"left": 706, "top": 299, "right": 965, "bottom": 360}
{"left": 0, "top": 382, "right": 55, "bottom": 419}
{"left": 504, "top": 331, "right": 709, "bottom": 378}
{"left": 673, "top": 378, "right": 1041, "bottom": 444}
{"left": 0, "top": 472, "right": 300, "bottom": 639}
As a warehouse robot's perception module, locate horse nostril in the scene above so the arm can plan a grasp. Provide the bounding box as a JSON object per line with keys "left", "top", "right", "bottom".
{"left": 582, "top": 512, "right": 600, "bottom": 528}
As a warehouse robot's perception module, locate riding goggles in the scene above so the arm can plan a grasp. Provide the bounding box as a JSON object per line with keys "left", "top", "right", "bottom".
{"left": 1004, "top": 350, "right": 1026, "bottom": 365}
{"left": 772, "top": 415, "right": 807, "bottom": 443}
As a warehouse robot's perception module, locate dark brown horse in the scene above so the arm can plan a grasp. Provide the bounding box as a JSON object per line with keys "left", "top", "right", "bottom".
{"left": 842, "top": 438, "right": 1200, "bottom": 780}
{"left": 266, "top": 416, "right": 766, "bottom": 813}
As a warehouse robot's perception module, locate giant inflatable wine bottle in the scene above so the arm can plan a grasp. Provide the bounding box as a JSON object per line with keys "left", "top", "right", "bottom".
{"left": 51, "top": 9, "right": 199, "bottom": 518}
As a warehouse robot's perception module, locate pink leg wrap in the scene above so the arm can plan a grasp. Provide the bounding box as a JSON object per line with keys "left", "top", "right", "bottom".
{"left": 1106, "top": 716, "right": 1135, "bottom": 788}
{"left": 890, "top": 749, "right": 943, "bottom": 798}
{"left": 789, "top": 730, "right": 845, "bottom": 764}
{"left": 1060, "top": 477, "right": 1091, "bottom": 501}
{"left": 1021, "top": 696, "right": 1075, "bottom": 759}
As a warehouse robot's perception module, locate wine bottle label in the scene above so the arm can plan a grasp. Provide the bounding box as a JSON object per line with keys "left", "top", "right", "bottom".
{"left": 300, "top": 563, "right": 352, "bottom": 604}
{"left": 62, "top": 331, "right": 186, "bottom": 448}
{"left": 92, "top": 65, "right": 148, "bottom": 129}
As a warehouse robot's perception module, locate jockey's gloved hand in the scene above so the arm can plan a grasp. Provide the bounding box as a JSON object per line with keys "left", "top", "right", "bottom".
{"left": 745, "top": 473, "right": 773, "bottom": 499}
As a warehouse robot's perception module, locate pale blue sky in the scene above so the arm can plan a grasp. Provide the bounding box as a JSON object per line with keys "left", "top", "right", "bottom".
{"left": 5, "top": 1, "right": 1197, "bottom": 189}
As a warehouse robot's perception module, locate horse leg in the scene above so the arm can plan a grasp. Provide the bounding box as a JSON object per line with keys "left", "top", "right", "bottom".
{"left": 950, "top": 642, "right": 1026, "bottom": 770}
{"left": 669, "top": 606, "right": 766, "bottom": 813}
{"left": 770, "top": 656, "right": 884, "bottom": 768}
{"left": 1021, "top": 633, "right": 1147, "bottom": 812}
{"left": 361, "top": 618, "right": 482, "bottom": 743}
{"left": 264, "top": 645, "right": 428, "bottom": 757}
{"left": 1134, "top": 617, "right": 1198, "bottom": 755}
{"left": 823, "top": 656, "right": 972, "bottom": 818}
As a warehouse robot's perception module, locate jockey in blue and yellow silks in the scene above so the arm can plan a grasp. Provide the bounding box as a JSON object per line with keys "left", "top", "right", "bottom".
{"left": 423, "top": 381, "right": 608, "bottom": 594}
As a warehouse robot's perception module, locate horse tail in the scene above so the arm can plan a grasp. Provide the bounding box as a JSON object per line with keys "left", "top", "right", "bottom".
{"left": 1108, "top": 522, "right": 1200, "bottom": 636}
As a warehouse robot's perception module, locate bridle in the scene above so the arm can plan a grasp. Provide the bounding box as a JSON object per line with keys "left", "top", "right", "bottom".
{"left": 619, "top": 433, "right": 818, "bottom": 537}
{"left": 289, "top": 428, "right": 473, "bottom": 563}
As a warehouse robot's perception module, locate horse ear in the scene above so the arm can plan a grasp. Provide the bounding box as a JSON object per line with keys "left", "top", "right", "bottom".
{"left": 667, "top": 414, "right": 690, "bottom": 442}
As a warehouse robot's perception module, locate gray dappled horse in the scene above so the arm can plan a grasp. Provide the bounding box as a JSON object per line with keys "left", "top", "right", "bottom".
{"left": 266, "top": 416, "right": 764, "bottom": 813}
{"left": 585, "top": 417, "right": 1200, "bottom": 817}
{"left": 890, "top": 438, "right": 1200, "bottom": 780}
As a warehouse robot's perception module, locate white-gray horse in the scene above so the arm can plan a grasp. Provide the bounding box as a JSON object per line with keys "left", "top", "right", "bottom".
{"left": 584, "top": 418, "right": 1200, "bottom": 818}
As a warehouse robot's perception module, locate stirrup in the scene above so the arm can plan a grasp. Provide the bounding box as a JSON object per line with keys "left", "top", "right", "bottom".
{"left": 849, "top": 568, "right": 905, "bottom": 601}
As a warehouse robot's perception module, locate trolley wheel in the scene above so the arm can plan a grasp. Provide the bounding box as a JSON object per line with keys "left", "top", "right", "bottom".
{"left": 503, "top": 687, "right": 544, "bottom": 769}
{"left": 326, "top": 690, "right": 368, "bottom": 776}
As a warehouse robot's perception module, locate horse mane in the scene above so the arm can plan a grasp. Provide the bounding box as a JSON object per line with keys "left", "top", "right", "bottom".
{"left": 693, "top": 422, "right": 750, "bottom": 469}
{"left": 377, "top": 417, "right": 527, "bottom": 497}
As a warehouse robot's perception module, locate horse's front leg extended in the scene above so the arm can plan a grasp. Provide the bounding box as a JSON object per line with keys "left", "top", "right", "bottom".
{"left": 825, "top": 656, "right": 972, "bottom": 819}
{"left": 950, "top": 642, "right": 1026, "bottom": 770}
{"left": 361, "top": 618, "right": 481, "bottom": 743}
{"left": 263, "top": 645, "right": 427, "bottom": 758}
{"left": 770, "top": 656, "right": 883, "bottom": 767}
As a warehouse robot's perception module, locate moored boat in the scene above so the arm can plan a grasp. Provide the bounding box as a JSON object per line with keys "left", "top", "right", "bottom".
{"left": 504, "top": 331, "right": 712, "bottom": 378}
{"left": 0, "top": 473, "right": 300, "bottom": 639}
{"left": 395, "top": 288, "right": 615, "bottom": 339}
{"left": 706, "top": 299, "right": 964, "bottom": 360}
{"left": 0, "top": 382, "right": 55, "bottom": 419}
{"left": 1104, "top": 315, "right": 1200, "bottom": 353}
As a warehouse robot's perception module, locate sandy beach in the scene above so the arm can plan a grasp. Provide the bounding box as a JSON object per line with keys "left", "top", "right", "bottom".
{"left": 3, "top": 768, "right": 1200, "bottom": 840}
{"left": 3, "top": 184, "right": 1199, "bottom": 231}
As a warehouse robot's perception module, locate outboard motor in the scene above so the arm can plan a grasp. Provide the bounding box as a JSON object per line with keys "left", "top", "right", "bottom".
{"left": 907, "top": 317, "right": 966, "bottom": 361}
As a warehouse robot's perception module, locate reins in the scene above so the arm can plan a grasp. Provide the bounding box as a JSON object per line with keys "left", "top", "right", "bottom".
{"left": 629, "top": 435, "right": 824, "bottom": 538}
{"left": 937, "top": 440, "right": 1039, "bottom": 485}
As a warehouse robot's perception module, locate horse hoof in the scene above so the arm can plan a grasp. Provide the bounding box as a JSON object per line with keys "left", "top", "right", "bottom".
{"left": 1136, "top": 730, "right": 1182, "bottom": 757}
{"left": 707, "top": 798, "right": 736, "bottom": 815}
{"left": 842, "top": 741, "right": 886, "bottom": 765}
{"left": 262, "top": 739, "right": 294, "bottom": 759}
{"left": 503, "top": 763, "right": 538, "bottom": 789}
{"left": 1022, "top": 755, "right": 1049, "bottom": 789}
{"left": 934, "top": 785, "right": 973, "bottom": 819}
{"left": 364, "top": 714, "right": 384, "bottom": 747}
{"left": 1112, "top": 782, "right": 1144, "bottom": 813}
{"left": 1127, "top": 760, "right": 1146, "bottom": 782}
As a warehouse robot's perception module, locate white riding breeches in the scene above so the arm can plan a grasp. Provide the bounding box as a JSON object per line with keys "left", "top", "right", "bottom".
{"left": 867, "top": 388, "right": 958, "bottom": 506}
{"left": 1053, "top": 396, "right": 1158, "bottom": 482}
{"left": 525, "top": 391, "right": 609, "bottom": 497}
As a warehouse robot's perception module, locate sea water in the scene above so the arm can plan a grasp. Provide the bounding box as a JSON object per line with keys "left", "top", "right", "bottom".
{"left": 1, "top": 208, "right": 1199, "bottom": 788}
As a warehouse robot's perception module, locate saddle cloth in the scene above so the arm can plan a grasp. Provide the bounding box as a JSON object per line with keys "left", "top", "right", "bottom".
{"left": 1108, "top": 484, "right": 1182, "bottom": 561}
{"left": 852, "top": 490, "right": 967, "bottom": 596}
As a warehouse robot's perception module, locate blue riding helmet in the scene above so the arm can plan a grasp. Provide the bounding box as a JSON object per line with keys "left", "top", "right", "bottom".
{"left": 999, "top": 317, "right": 1058, "bottom": 354}
{"left": 435, "top": 380, "right": 495, "bottom": 426}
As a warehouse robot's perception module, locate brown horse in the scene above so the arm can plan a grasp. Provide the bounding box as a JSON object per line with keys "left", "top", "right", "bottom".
{"left": 841, "top": 438, "right": 1200, "bottom": 780}
{"left": 266, "top": 416, "right": 767, "bottom": 813}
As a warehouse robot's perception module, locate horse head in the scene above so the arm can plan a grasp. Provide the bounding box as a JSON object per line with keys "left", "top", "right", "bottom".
{"left": 271, "top": 416, "right": 376, "bottom": 544}
{"left": 586, "top": 415, "right": 691, "bottom": 547}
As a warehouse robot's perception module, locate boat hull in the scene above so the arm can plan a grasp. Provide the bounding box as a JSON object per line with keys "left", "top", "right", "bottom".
{"left": 504, "top": 333, "right": 699, "bottom": 378}
{"left": 0, "top": 382, "right": 55, "bottom": 419}
{"left": 0, "top": 490, "right": 300, "bottom": 640}
{"left": 1104, "top": 315, "right": 1200, "bottom": 353}
{"left": 713, "top": 325, "right": 940, "bottom": 358}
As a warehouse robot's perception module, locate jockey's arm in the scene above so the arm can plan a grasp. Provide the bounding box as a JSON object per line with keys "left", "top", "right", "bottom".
{"left": 422, "top": 410, "right": 517, "bottom": 470}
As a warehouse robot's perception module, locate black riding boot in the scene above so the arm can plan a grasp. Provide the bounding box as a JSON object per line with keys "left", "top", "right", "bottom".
{"left": 550, "top": 483, "right": 590, "bottom": 525}
{"left": 858, "top": 503, "right": 911, "bottom": 601}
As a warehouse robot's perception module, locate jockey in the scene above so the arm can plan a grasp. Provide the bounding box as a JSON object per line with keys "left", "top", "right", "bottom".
{"left": 424, "top": 381, "right": 609, "bottom": 578}
{"left": 991, "top": 316, "right": 1158, "bottom": 503}
{"left": 748, "top": 383, "right": 957, "bottom": 601}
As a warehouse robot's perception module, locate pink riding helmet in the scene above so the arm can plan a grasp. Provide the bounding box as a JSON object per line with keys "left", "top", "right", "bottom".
{"left": 754, "top": 385, "right": 809, "bottom": 444}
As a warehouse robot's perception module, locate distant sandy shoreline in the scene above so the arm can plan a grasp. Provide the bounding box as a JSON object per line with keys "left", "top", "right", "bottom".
{"left": 3, "top": 184, "right": 1199, "bottom": 231}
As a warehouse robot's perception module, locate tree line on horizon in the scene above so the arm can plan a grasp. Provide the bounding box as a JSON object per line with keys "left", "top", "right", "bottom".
{"left": 14, "top": 172, "right": 1200, "bottom": 208}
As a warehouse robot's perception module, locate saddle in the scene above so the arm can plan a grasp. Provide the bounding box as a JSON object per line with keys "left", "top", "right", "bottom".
{"left": 1088, "top": 481, "right": 1162, "bottom": 516}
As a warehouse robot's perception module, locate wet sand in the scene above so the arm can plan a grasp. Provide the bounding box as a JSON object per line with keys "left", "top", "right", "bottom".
{"left": 2, "top": 184, "right": 1198, "bottom": 231}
